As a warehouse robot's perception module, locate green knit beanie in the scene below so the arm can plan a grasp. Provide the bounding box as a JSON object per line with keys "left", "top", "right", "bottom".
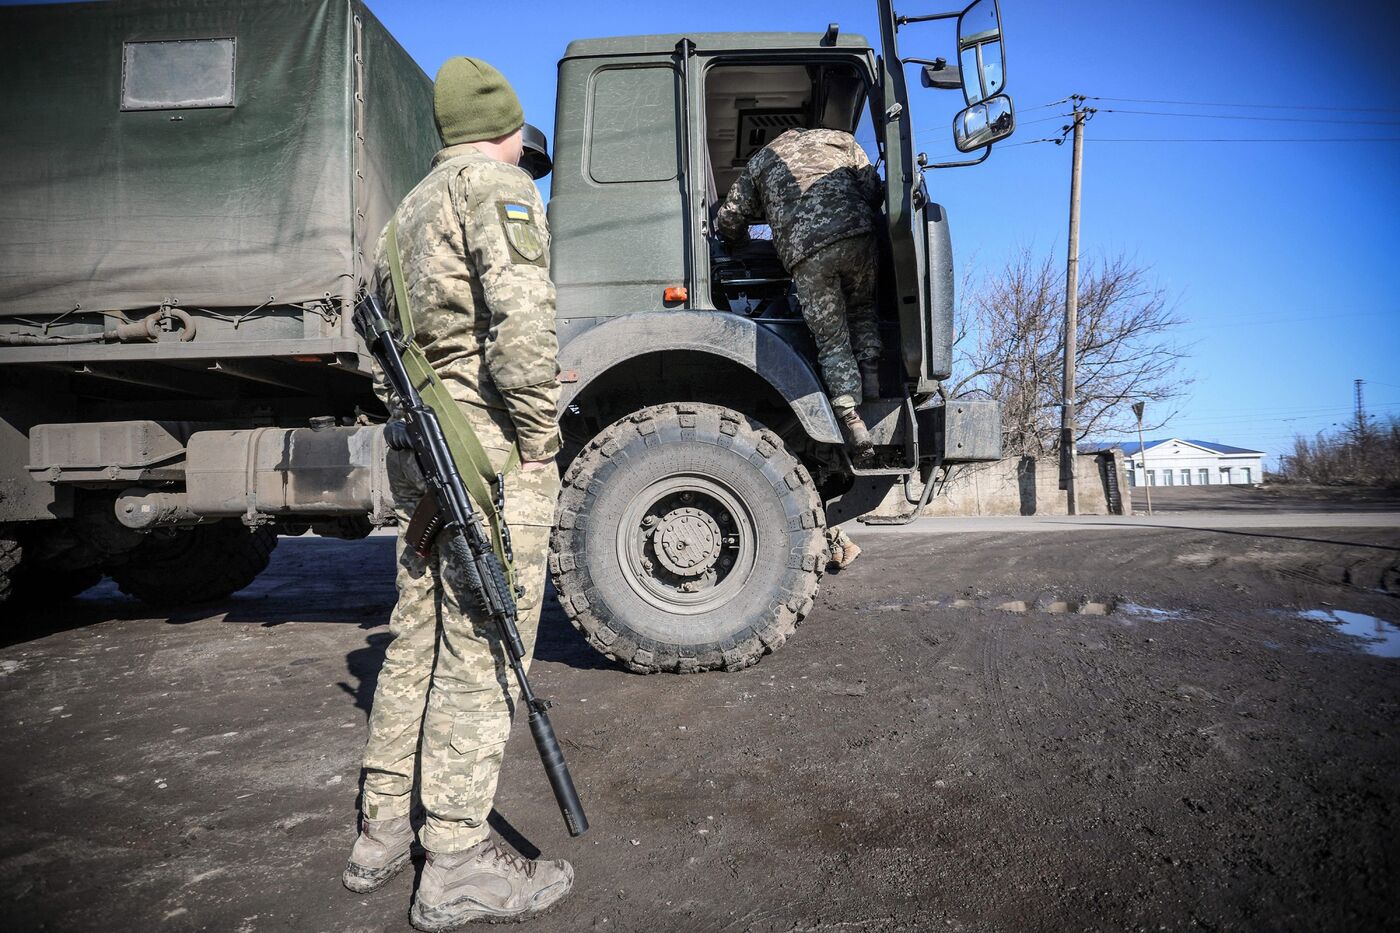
{"left": 433, "top": 57, "right": 524, "bottom": 146}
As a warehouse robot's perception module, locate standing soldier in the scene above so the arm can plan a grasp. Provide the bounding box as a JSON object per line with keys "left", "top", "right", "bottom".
{"left": 341, "top": 57, "right": 573, "bottom": 929}
{"left": 715, "top": 83, "right": 885, "bottom": 458}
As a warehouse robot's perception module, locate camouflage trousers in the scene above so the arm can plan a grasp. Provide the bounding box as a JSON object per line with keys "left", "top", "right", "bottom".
{"left": 360, "top": 400, "right": 560, "bottom": 854}
{"left": 790, "top": 233, "right": 881, "bottom": 414}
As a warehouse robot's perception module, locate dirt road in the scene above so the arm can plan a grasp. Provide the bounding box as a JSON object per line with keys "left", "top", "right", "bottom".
{"left": 1, "top": 517, "right": 1397, "bottom": 931}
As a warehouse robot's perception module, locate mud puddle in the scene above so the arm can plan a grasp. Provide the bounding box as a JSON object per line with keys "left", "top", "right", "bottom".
{"left": 866, "top": 594, "right": 1194, "bottom": 620}
{"left": 1301, "top": 608, "right": 1400, "bottom": 658}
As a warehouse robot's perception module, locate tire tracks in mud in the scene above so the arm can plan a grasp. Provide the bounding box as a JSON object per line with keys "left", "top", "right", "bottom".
{"left": 909, "top": 620, "right": 964, "bottom": 669}
{"left": 978, "top": 621, "right": 1027, "bottom": 756}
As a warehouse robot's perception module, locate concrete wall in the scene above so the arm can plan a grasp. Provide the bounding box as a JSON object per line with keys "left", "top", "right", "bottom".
{"left": 870, "top": 451, "right": 1129, "bottom": 518}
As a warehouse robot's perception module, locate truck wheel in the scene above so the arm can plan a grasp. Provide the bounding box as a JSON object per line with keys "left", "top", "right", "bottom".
{"left": 109, "top": 521, "right": 278, "bottom": 608}
{"left": 550, "top": 403, "right": 826, "bottom": 673}
{"left": 0, "top": 532, "right": 19, "bottom": 604}
{"left": 12, "top": 564, "right": 103, "bottom": 604}
{"left": 1, "top": 528, "right": 101, "bottom": 605}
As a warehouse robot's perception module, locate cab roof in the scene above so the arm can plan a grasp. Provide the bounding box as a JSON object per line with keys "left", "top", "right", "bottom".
{"left": 563, "top": 32, "right": 873, "bottom": 59}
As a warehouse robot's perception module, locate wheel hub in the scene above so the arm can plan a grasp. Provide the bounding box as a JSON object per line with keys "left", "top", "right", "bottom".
{"left": 652, "top": 507, "right": 722, "bottom": 577}
{"left": 616, "top": 474, "right": 757, "bottom": 615}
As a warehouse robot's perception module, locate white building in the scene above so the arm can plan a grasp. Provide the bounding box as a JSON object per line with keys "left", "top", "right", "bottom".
{"left": 1121, "top": 438, "right": 1266, "bottom": 488}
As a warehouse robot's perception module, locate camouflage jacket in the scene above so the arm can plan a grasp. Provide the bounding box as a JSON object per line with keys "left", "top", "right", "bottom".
{"left": 715, "top": 128, "right": 882, "bottom": 271}
{"left": 373, "top": 143, "right": 561, "bottom": 462}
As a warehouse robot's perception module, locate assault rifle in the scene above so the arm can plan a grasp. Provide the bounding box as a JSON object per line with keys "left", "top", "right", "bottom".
{"left": 353, "top": 290, "right": 588, "bottom": 838}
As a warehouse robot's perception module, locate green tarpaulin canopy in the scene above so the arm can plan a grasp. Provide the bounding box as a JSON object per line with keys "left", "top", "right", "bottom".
{"left": 0, "top": 0, "right": 439, "bottom": 317}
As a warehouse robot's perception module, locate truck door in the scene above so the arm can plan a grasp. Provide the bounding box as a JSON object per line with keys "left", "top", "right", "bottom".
{"left": 876, "top": 0, "right": 1014, "bottom": 395}
{"left": 875, "top": 0, "right": 929, "bottom": 390}
{"left": 549, "top": 48, "right": 688, "bottom": 319}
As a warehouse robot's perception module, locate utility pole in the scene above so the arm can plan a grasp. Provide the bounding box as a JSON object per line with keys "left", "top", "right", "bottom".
{"left": 1354, "top": 378, "right": 1369, "bottom": 440}
{"left": 1060, "top": 96, "right": 1089, "bottom": 514}
{"left": 1132, "top": 401, "right": 1152, "bottom": 516}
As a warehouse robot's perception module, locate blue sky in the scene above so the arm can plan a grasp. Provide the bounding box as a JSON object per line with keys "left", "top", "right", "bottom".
{"left": 9, "top": 0, "right": 1397, "bottom": 462}
{"left": 367, "top": 0, "right": 1400, "bottom": 463}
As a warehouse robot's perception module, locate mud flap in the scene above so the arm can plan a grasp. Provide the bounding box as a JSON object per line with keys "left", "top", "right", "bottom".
{"left": 918, "top": 398, "right": 1002, "bottom": 462}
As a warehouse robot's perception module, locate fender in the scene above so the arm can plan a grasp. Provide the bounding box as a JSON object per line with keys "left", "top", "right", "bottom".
{"left": 557, "top": 311, "right": 842, "bottom": 444}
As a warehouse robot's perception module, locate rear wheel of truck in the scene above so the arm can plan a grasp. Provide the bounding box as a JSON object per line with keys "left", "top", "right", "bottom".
{"left": 1, "top": 527, "right": 104, "bottom": 606}
{"left": 13, "top": 564, "right": 103, "bottom": 604}
{"left": 108, "top": 520, "right": 278, "bottom": 608}
{"left": 0, "top": 531, "right": 19, "bottom": 604}
{"left": 550, "top": 403, "right": 826, "bottom": 674}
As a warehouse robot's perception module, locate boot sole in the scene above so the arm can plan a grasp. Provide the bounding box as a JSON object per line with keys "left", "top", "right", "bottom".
{"left": 341, "top": 848, "right": 412, "bottom": 894}
{"left": 409, "top": 880, "right": 572, "bottom": 930}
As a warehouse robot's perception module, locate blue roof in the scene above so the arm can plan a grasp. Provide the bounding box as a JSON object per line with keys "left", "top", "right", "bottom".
{"left": 1114, "top": 438, "right": 1264, "bottom": 456}
{"left": 1184, "top": 439, "right": 1264, "bottom": 455}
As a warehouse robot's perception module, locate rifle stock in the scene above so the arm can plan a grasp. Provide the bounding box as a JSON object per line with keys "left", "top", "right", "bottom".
{"left": 355, "top": 291, "right": 589, "bottom": 838}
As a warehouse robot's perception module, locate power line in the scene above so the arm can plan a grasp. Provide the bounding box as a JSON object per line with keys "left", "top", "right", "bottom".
{"left": 995, "top": 94, "right": 1400, "bottom": 148}
{"left": 1178, "top": 399, "right": 1400, "bottom": 415}
{"left": 1190, "top": 309, "right": 1400, "bottom": 329}
{"left": 1087, "top": 137, "right": 1400, "bottom": 143}
{"left": 1087, "top": 96, "right": 1400, "bottom": 113}
{"left": 1162, "top": 414, "right": 1400, "bottom": 434}
{"left": 1185, "top": 397, "right": 1400, "bottom": 412}
{"left": 1016, "top": 114, "right": 1072, "bottom": 127}
{"left": 1110, "top": 402, "right": 1400, "bottom": 430}
{"left": 1185, "top": 399, "right": 1400, "bottom": 416}
{"left": 1161, "top": 406, "right": 1400, "bottom": 427}
{"left": 916, "top": 111, "right": 1067, "bottom": 139}
{"left": 1096, "top": 107, "right": 1400, "bottom": 126}
{"left": 1020, "top": 97, "right": 1074, "bottom": 112}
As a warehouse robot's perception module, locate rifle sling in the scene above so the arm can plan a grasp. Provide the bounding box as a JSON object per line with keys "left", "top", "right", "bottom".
{"left": 387, "top": 214, "right": 520, "bottom": 581}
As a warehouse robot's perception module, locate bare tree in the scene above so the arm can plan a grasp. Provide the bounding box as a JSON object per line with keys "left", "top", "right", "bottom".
{"left": 949, "top": 248, "right": 1191, "bottom": 457}
{"left": 1279, "top": 417, "right": 1400, "bottom": 486}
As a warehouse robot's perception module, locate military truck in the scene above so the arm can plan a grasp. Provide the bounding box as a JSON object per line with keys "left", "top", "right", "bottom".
{"left": 0, "top": 0, "right": 1014, "bottom": 674}
{"left": 0, "top": 0, "right": 439, "bottom": 606}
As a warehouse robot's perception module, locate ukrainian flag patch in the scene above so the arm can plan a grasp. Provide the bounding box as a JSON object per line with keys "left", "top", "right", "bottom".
{"left": 497, "top": 199, "right": 546, "bottom": 266}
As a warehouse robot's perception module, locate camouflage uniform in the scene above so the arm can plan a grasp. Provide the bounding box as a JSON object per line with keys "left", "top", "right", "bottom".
{"left": 715, "top": 128, "right": 883, "bottom": 413}
{"left": 360, "top": 143, "right": 562, "bottom": 855}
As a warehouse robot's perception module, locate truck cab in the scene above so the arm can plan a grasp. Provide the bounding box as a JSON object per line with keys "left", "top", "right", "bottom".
{"left": 545, "top": 1, "right": 1016, "bottom": 672}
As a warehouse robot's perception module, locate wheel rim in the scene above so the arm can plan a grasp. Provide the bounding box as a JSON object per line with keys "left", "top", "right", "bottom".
{"left": 614, "top": 473, "right": 758, "bottom": 616}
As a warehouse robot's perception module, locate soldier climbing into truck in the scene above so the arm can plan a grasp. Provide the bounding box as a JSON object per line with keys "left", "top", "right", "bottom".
{"left": 714, "top": 73, "right": 886, "bottom": 459}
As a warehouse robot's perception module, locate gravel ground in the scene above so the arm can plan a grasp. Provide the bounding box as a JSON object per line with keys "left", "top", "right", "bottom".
{"left": 1, "top": 516, "right": 1397, "bottom": 932}
{"left": 1129, "top": 483, "right": 1400, "bottom": 514}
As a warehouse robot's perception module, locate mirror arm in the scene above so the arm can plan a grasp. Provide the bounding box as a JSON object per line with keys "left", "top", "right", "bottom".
{"left": 896, "top": 11, "right": 962, "bottom": 26}
{"left": 924, "top": 144, "right": 993, "bottom": 170}
{"left": 911, "top": 56, "right": 963, "bottom": 90}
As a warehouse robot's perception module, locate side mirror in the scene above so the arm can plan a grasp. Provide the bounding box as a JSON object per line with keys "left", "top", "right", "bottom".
{"left": 920, "top": 58, "right": 962, "bottom": 90}
{"left": 953, "top": 93, "right": 1015, "bottom": 152}
{"left": 957, "top": 0, "right": 1006, "bottom": 105}
{"left": 519, "top": 123, "right": 552, "bottom": 180}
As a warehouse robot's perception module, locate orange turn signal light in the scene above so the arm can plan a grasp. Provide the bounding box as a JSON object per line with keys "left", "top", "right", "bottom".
{"left": 663, "top": 286, "right": 688, "bottom": 303}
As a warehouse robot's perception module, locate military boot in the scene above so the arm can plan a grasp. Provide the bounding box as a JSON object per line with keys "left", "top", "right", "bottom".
{"left": 837, "top": 408, "right": 874, "bottom": 460}
{"left": 342, "top": 815, "right": 414, "bottom": 893}
{"left": 859, "top": 359, "right": 881, "bottom": 401}
{"left": 832, "top": 537, "right": 862, "bottom": 569}
{"left": 826, "top": 537, "right": 846, "bottom": 571}
{"left": 409, "top": 838, "right": 574, "bottom": 930}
